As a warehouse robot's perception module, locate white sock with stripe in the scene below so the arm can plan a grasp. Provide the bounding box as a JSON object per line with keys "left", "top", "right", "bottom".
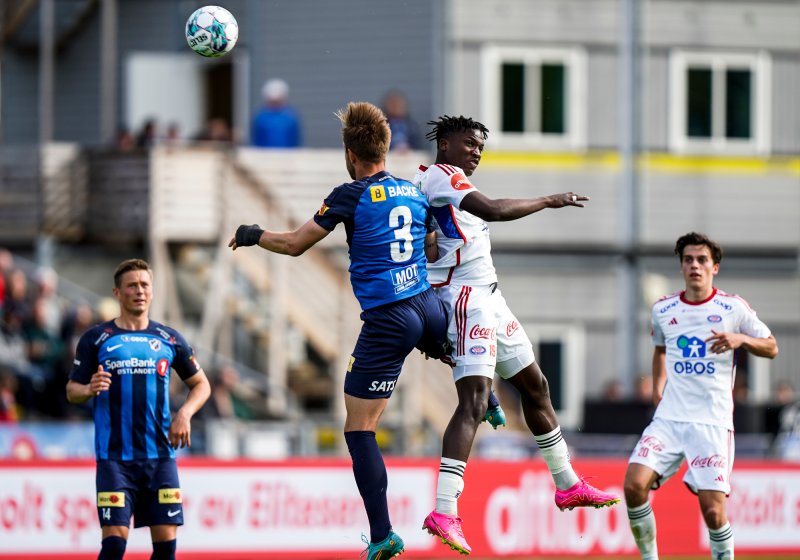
{"left": 534, "top": 426, "right": 580, "bottom": 490}
{"left": 435, "top": 457, "right": 466, "bottom": 515}
{"left": 708, "top": 522, "right": 734, "bottom": 560}
{"left": 628, "top": 502, "right": 659, "bottom": 560}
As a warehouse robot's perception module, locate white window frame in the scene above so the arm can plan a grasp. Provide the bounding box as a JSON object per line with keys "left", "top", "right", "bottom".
{"left": 669, "top": 50, "right": 771, "bottom": 155}
{"left": 521, "top": 322, "right": 586, "bottom": 430}
{"left": 481, "top": 45, "right": 587, "bottom": 151}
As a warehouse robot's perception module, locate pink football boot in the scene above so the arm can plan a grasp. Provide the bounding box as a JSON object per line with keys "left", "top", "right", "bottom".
{"left": 422, "top": 511, "right": 472, "bottom": 555}
{"left": 555, "top": 477, "right": 621, "bottom": 511}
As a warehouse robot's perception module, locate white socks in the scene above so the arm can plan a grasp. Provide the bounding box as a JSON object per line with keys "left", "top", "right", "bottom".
{"left": 435, "top": 457, "right": 466, "bottom": 515}
{"left": 534, "top": 426, "right": 580, "bottom": 490}
{"left": 628, "top": 502, "right": 659, "bottom": 560}
{"left": 709, "top": 522, "right": 734, "bottom": 560}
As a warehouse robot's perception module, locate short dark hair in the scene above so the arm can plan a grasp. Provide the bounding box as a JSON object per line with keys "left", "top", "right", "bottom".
{"left": 335, "top": 102, "right": 390, "bottom": 164}
{"left": 425, "top": 115, "right": 489, "bottom": 144}
{"left": 113, "top": 259, "right": 152, "bottom": 288}
{"left": 674, "top": 232, "right": 723, "bottom": 264}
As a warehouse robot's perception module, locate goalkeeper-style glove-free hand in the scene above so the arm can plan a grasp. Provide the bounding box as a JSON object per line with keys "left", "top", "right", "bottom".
{"left": 235, "top": 224, "right": 264, "bottom": 247}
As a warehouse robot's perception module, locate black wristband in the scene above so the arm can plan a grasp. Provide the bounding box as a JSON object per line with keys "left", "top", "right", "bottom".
{"left": 235, "top": 224, "right": 264, "bottom": 247}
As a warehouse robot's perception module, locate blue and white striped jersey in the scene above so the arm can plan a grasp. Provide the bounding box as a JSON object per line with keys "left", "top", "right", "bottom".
{"left": 69, "top": 320, "right": 201, "bottom": 460}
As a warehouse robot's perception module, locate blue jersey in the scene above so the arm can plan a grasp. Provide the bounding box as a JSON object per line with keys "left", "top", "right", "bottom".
{"left": 314, "top": 171, "right": 431, "bottom": 310}
{"left": 69, "top": 320, "right": 202, "bottom": 461}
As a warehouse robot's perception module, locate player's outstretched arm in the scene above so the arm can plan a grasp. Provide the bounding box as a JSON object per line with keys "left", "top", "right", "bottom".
{"left": 229, "top": 219, "right": 330, "bottom": 256}
{"left": 66, "top": 365, "right": 112, "bottom": 404}
{"left": 459, "top": 190, "right": 589, "bottom": 222}
{"left": 169, "top": 370, "right": 211, "bottom": 449}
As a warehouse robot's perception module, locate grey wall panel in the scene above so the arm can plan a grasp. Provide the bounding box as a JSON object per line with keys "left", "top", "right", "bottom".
{"left": 644, "top": 0, "right": 800, "bottom": 50}
{"left": 641, "top": 173, "right": 800, "bottom": 247}
{"left": 451, "top": 0, "right": 620, "bottom": 44}
{"left": 587, "top": 50, "right": 618, "bottom": 149}
{"left": 248, "top": 0, "right": 436, "bottom": 148}
{"left": 641, "top": 50, "right": 669, "bottom": 151}
{"left": 772, "top": 56, "right": 800, "bottom": 155}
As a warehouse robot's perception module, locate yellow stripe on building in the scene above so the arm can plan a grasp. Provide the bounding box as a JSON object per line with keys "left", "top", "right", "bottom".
{"left": 479, "top": 151, "right": 800, "bottom": 175}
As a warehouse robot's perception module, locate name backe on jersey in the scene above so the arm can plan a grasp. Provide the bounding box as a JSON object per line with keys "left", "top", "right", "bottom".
{"left": 368, "top": 180, "right": 425, "bottom": 295}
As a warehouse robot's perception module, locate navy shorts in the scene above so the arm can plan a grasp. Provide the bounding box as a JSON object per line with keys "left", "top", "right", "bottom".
{"left": 96, "top": 458, "right": 184, "bottom": 528}
{"left": 344, "top": 287, "right": 449, "bottom": 399}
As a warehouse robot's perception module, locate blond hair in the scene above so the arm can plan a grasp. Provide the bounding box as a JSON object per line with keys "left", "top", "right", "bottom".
{"left": 336, "top": 102, "right": 390, "bottom": 164}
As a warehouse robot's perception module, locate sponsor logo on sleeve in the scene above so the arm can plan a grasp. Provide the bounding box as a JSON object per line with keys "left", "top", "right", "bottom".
{"left": 317, "top": 202, "right": 330, "bottom": 216}
{"left": 505, "top": 321, "right": 520, "bottom": 337}
{"left": 347, "top": 355, "right": 355, "bottom": 373}
{"left": 370, "top": 185, "right": 387, "bottom": 202}
{"left": 97, "top": 492, "right": 125, "bottom": 508}
{"left": 158, "top": 489, "right": 182, "bottom": 504}
{"left": 450, "top": 172, "right": 472, "bottom": 191}
{"left": 189, "top": 356, "right": 201, "bottom": 371}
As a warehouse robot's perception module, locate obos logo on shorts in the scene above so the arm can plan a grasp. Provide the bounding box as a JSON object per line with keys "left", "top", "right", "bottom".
{"left": 707, "top": 315, "right": 722, "bottom": 323}
{"left": 158, "top": 489, "right": 182, "bottom": 504}
{"left": 98, "top": 492, "right": 125, "bottom": 507}
{"left": 469, "top": 345, "right": 487, "bottom": 355}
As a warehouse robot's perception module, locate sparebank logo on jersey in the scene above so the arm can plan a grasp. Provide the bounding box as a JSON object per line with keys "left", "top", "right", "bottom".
{"left": 390, "top": 263, "right": 420, "bottom": 294}
{"left": 104, "top": 356, "right": 158, "bottom": 375}
{"left": 674, "top": 334, "right": 715, "bottom": 375}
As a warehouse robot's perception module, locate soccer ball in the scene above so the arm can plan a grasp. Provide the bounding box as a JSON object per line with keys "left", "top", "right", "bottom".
{"left": 186, "top": 6, "right": 239, "bottom": 58}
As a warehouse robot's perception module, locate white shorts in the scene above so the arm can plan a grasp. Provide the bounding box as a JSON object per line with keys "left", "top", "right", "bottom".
{"left": 628, "top": 417, "right": 735, "bottom": 495}
{"left": 435, "top": 283, "right": 535, "bottom": 382}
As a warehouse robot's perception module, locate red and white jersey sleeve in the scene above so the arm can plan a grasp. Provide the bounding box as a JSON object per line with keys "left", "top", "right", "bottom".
{"left": 651, "top": 288, "right": 771, "bottom": 430}
{"left": 413, "top": 164, "right": 497, "bottom": 287}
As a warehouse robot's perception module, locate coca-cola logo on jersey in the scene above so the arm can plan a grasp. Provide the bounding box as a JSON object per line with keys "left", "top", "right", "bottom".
{"left": 690, "top": 455, "right": 727, "bottom": 469}
{"left": 506, "top": 321, "right": 520, "bottom": 337}
{"left": 470, "top": 325, "right": 497, "bottom": 340}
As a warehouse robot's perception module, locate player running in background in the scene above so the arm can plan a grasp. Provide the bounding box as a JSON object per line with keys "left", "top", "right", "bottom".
{"left": 624, "top": 232, "right": 778, "bottom": 560}
{"left": 414, "top": 115, "right": 620, "bottom": 555}
{"left": 230, "top": 101, "right": 449, "bottom": 560}
{"left": 66, "top": 259, "right": 211, "bottom": 560}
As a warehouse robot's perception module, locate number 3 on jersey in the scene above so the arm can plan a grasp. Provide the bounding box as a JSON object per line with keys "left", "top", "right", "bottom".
{"left": 389, "top": 206, "right": 413, "bottom": 263}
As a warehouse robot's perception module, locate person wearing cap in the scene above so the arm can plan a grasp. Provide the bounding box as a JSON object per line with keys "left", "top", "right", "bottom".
{"left": 251, "top": 78, "right": 302, "bottom": 148}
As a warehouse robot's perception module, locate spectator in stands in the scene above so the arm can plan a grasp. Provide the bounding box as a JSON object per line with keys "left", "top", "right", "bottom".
{"left": 136, "top": 118, "right": 158, "bottom": 149}
{"left": 164, "top": 122, "right": 183, "bottom": 147}
{"left": 773, "top": 379, "right": 795, "bottom": 406}
{"left": 32, "top": 267, "right": 62, "bottom": 337}
{"left": 0, "top": 369, "right": 19, "bottom": 422}
{"left": 633, "top": 375, "right": 653, "bottom": 404}
{"left": 0, "top": 312, "right": 33, "bottom": 414}
{"left": 196, "top": 118, "right": 233, "bottom": 144}
{"left": 115, "top": 126, "right": 136, "bottom": 152}
{"left": 3, "top": 269, "right": 29, "bottom": 330}
{"left": 24, "top": 298, "right": 65, "bottom": 415}
{"left": 251, "top": 78, "right": 302, "bottom": 148}
{"left": 381, "top": 90, "right": 421, "bottom": 153}
{"left": 206, "top": 365, "right": 258, "bottom": 420}
{"left": 602, "top": 379, "right": 624, "bottom": 402}
{"left": 0, "top": 248, "right": 13, "bottom": 311}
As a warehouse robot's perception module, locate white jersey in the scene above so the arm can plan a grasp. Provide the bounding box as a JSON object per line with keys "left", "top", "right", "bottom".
{"left": 651, "top": 288, "right": 771, "bottom": 430}
{"left": 413, "top": 164, "right": 497, "bottom": 286}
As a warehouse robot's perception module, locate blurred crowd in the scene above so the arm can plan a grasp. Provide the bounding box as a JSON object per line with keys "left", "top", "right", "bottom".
{"left": 114, "top": 82, "right": 420, "bottom": 153}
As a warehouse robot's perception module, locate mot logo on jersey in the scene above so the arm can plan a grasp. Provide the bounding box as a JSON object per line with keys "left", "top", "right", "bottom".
{"left": 674, "top": 334, "right": 715, "bottom": 375}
